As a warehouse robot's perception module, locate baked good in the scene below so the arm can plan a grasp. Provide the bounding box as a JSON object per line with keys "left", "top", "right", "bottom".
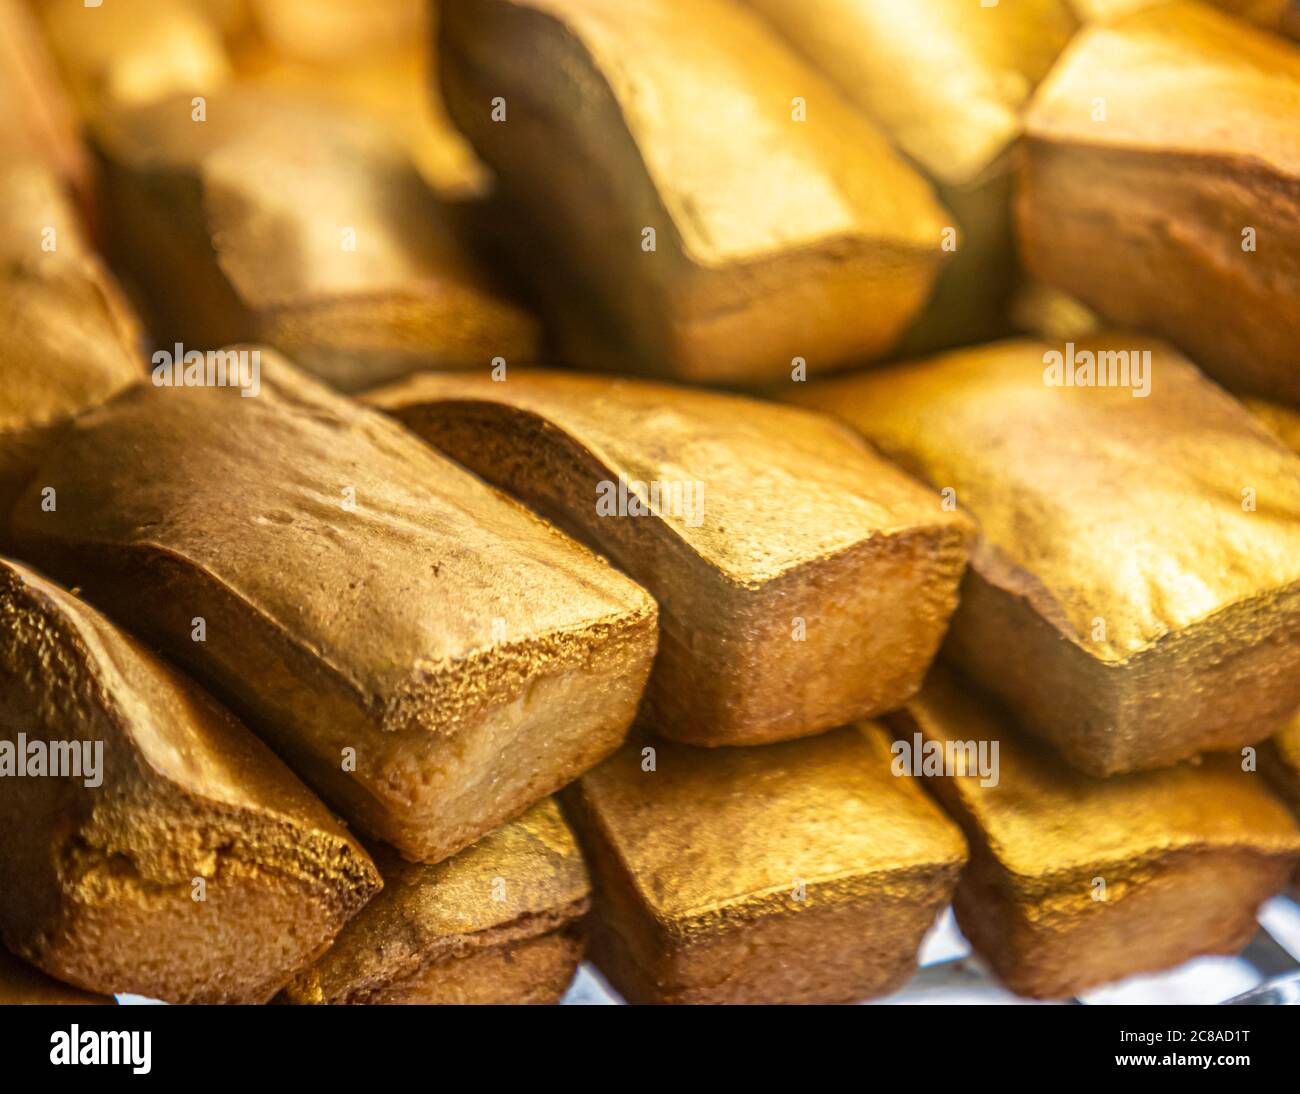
{"left": 0, "top": 557, "right": 381, "bottom": 1004}
{"left": 278, "top": 799, "right": 588, "bottom": 1004}
{"left": 1020, "top": 2, "right": 1300, "bottom": 401}
{"left": 0, "top": 0, "right": 90, "bottom": 206}
{"left": 891, "top": 666, "right": 1300, "bottom": 998}
{"left": 368, "top": 369, "right": 972, "bottom": 746}
{"left": 9, "top": 352, "right": 658, "bottom": 863}
{"left": 562, "top": 724, "right": 966, "bottom": 1004}
{"left": 0, "top": 162, "right": 142, "bottom": 526}
{"left": 437, "top": 0, "right": 949, "bottom": 383}
{"left": 789, "top": 337, "right": 1300, "bottom": 775}
{"left": 742, "top": 0, "right": 1077, "bottom": 351}
{"left": 91, "top": 86, "right": 537, "bottom": 391}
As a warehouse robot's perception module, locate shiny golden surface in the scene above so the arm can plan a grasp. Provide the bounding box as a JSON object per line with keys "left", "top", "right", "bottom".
{"left": 233, "top": 1, "right": 487, "bottom": 199}
{"left": 279, "top": 799, "right": 589, "bottom": 1004}
{"left": 0, "top": 557, "right": 381, "bottom": 1004}
{"left": 9, "top": 353, "right": 658, "bottom": 863}
{"left": 93, "top": 87, "right": 536, "bottom": 391}
{"left": 742, "top": 0, "right": 1075, "bottom": 349}
{"left": 894, "top": 668, "right": 1300, "bottom": 997}
{"left": 1020, "top": 2, "right": 1300, "bottom": 401}
{"left": 0, "top": 162, "right": 142, "bottom": 523}
{"left": 744, "top": 0, "right": 1076, "bottom": 188}
{"left": 564, "top": 725, "right": 966, "bottom": 1003}
{"left": 790, "top": 337, "right": 1300, "bottom": 774}
{"left": 0, "top": 0, "right": 89, "bottom": 203}
{"left": 439, "top": 0, "right": 949, "bottom": 382}
{"left": 368, "top": 369, "right": 971, "bottom": 746}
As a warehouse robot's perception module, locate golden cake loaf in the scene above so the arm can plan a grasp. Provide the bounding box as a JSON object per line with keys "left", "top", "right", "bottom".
{"left": 0, "top": 557, "right": 381, "bottom": 1004}
{"left": 0, "top": 161, "right": 142, "bottom": 529}
{"left": 563, "top": 725, "right": 966, "bottom": 1004}
{"left": 437, "top": 0, "right": 950, "bottom": 383}
{"left": 1020, "top": 1, "right": 1300, "bottom": 402}
{"left": 278, "top": 799, "right": 589, "bottom": 1004}
{"left": 740, "top": 0, "right": 1077, "bottom": 350}
{"left": 9, "top": 353, "right": 658, "bottom": 863}
{"left": 790, "top": 337, "right": 1300, "bottom": 776}
{"left": 367, "top": 369, "right": 972, "bottom": 746}
{"left": 91, "top": 86, "right": 537, "bottom": 391}
{"left": 890, "top": 667, "right": 1300, "bottom": 998}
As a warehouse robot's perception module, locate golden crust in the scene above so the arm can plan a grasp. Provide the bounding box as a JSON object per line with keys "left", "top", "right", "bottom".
{"left": 790, "top": 337, "right": 1300, "bottom": 774}
{"left": 278, "top": 799, "right": 589, "bottom": 1004}
{"left": 892, "top": 667, "right": 1300, "bottom": 997}
{"left": 1020, "top": 2, "right": 1300, "bottom": 401}
{"left": 368, "top": 369, "right": 972, "bottom": 745}
{"left": 438, "top": 0, "right": 949, "bottom": 383}
{"left": 0, "top": 162, "right": 143, "bottom": 525}
{"left": 92, "top": 87, "right": 537, "bottom": 391}
{"left": 740, "top": 0, "right": 1076, "bottom": 351}
{"left": 564, "top": 725, "right": 966, "bottom": 1003}
{"left": 9, "top": 352, "right": 658, "bottom": 863}
{"left": 0, "top": 557, "right": 381, "bottom": 1003}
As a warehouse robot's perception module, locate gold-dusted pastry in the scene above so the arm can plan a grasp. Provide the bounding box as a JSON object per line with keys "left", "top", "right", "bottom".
{"left": 0, "top": 946, "right": 115, "bottom": 1005}
{"left": 0, "top": 0, "right": 90, "bottom": 206}
{"left": 0, "top": 162, "right": 142, "bottom": 525}
{"left": 562, "top": 725, "right": 966, "bottom": 1004}
{"left": 278, "top": 800, "right": 589, "bottom": 1005}
{"left": 891, "top": 667, "right": 1300, "bottom": 999}
{"left": 367, "top": 369, "right": 972, "bottom": 746}
{"left": 790, "top": 337, "right": 1300, "bottom": 776}
{"left": 92, "top": 87, "right": 537, "bottom": 391}
{"left": 0, "top": 557, "right": 382, "bottom": 1004}
{"left": 10, "top": 352, "right": 658, "bottom": 864}
{"left": 232, "top": 2, "right": 487, "bottom": 200}
{"left": 37, "top": 0, "right": 231, "bottom": 119}
{"left": 438, "top": 0, "right": 950, "bottom": 384}
{"left": 741, "top": 0, "right": 1077, "bottom": 350}
{"left": 1020, "top": 1, "right": 1300, "bottom": 402}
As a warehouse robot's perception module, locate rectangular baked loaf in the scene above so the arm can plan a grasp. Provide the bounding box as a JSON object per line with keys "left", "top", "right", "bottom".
{"left": 563, "top": 724, "right": 967, "bottom": 1004}
{"left": 277, "top": 798, "right": 589, "bottom": 1004}
{"left": 791, "top": 337, "right": 1300, "bottom": 775}
{"left": 368, "top": 369, "right": 972, "bottom": 746}
{"left": 437, "top": 0, "right": 950, "bottom": 383}
{"left": 890, "top": 666, "right": 1300, "bottom": 998}
{"left": 0, "top": 557, "right": 381, "bottom": 1004}
{"left": 9, "top": 351, "right": 658, "bottom": 863}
